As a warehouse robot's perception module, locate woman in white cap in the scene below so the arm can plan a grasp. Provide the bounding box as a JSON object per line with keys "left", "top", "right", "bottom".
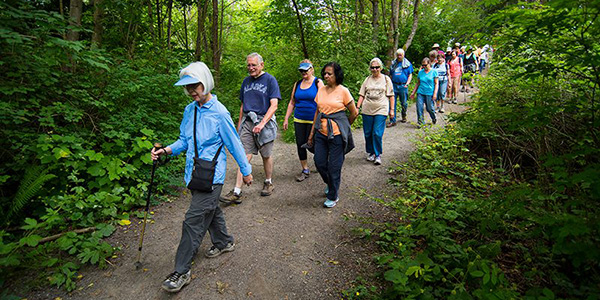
{"left": 283, "top": 59, "right": 324, "bottom": 181}
{"left": 151, "top": 62, "right": 253, "bottom": 293}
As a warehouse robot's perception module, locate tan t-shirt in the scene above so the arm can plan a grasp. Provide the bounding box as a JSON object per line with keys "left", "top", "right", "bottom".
{"left": 359, "top": 75, "right": 394, "bottom": 116}
{"left": 315, "top": 85, "right": 354, "bottom": 136}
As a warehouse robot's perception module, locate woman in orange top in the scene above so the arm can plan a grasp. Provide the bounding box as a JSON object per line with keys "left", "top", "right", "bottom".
{"left": 307, "top": 62, "right": 358, "bottom": 208}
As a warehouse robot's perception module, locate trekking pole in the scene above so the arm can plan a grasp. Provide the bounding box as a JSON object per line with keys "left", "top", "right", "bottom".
{"left": 135, "top": 143, "right": 163, "bottom": 270}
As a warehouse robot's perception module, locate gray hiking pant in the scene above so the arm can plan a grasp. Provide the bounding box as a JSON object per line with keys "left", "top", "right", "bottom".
{"left": 174, "top": 185, "right": 233, "bottom": 273}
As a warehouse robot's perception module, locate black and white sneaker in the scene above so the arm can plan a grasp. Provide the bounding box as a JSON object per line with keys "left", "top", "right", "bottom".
{"left": 162, "top": 270, "right": 191, "bottom": 292}
{"left": 205, "top": 242, "right": 235, "bottom": 258}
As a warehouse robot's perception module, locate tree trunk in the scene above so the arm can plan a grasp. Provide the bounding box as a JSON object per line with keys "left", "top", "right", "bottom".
{"left": 371, "top": 0, "right": 379, "bottom": 45}
{"left": 402, "top": 0, "right": 420, "bottom": 51}
{"left": 195, "top": 0, "right": 207, "bottom": 61}
{"left": 386, "top": 0, "right": 400, "bottom": 65}
{"left": 66, "top": 0, "right": 83, "bottom": 41}
{"left": 166, "top": 0, "right": 173, "bottom": 49}
{"left": 291, "top": 0, "right": 309, "bottom": 58}
{"left": 210, "top": 0, "right": 220, "bottom": 79}
{"left": 147, "top": 0, "right": 155, "bottom": 39}
{"left": 183, "top": 6, "right": 189, "bottom": 50}
{"left": 91, "top": 0, "right": 104, "bottom": 48}
{"left": 156, "top": 0, "right": 162, "bottom": 42}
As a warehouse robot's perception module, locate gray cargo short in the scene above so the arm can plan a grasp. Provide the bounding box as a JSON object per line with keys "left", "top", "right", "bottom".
{"left": 239, "top": 119, "right": 274, "bottom": 157}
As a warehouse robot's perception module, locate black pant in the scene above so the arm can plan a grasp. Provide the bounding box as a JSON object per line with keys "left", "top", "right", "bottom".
{"left": 314, "top": 132, "right": 345, "bottom": 201}
{"left": 294, "top": 122, "right": 312, "bottom": 161}
{"left": 174, "top": 185, "right": 233, "bottom": 273}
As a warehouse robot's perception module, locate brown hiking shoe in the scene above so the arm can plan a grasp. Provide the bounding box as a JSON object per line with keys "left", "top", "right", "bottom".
{"left": 295, "top": 171, "right": 309, "bottom": 182}
{"left": 386, "top": 122, "right": 396, "bottom": 128}
{"left": 261, "top": 182, "right": 274, "bottom": 196}
{"left": 400, "top": 116, "right": 407, "bottom": 123}
{"left": 220, "top": 190, "right": 242, "bottom": 204}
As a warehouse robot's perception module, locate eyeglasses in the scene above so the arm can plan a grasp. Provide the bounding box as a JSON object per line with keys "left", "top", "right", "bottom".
{"left": 185, "top": 83, "right": 201, "bottom": 92}
{"left": 370, "top": 66, "right": 381, "bottom": 70}
{"left": 421, "top": 64, "right": 428, "bottom": 67}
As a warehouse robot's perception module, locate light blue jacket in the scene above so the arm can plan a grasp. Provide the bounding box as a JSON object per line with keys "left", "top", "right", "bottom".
{"left": 168, "top": 95, "right": 251, "bottom": 185}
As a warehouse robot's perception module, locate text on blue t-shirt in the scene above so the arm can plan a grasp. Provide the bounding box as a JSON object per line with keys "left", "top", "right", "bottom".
{"left": 239, "top": 72, "right": 281, "bottom": 115}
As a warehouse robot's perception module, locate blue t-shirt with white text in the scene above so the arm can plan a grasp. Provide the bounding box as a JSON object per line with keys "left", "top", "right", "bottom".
{"left": 239, "top": 72, "right": 281, "bottom": 115}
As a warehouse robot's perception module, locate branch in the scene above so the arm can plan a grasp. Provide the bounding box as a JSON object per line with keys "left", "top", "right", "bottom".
{"left": 39, "top": 227, "right": 96, "bottom": 244}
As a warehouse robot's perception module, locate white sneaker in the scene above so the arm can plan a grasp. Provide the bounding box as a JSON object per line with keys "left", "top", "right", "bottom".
{"left": 440, "top": 108, "right": 445, "bottom": 113}
{"left": 162, "top": 270, "right": 191, "bottom": 292}
{"left": 374, "top": 156, "right": 382, "bottom": 165}
{"left": 366, "top": 154, "right": 375, "bottom": 162}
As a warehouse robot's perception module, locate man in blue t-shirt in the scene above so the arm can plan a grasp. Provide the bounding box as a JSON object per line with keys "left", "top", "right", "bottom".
{"left": 389, "top": 48, "right": 414, "bottom": 126}
{"left": 222, "top": 53, "right": 281, "bottom": 203}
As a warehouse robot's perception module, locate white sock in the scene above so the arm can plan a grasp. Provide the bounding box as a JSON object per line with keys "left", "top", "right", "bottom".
{"left": 233, "top": 187, "right": 241, "bottom": 195}
{"left": 265, "top": 178, "right": 272, "bottom": 184}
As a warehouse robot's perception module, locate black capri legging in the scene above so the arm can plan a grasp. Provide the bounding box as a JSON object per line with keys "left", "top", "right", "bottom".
{"left": 294, "top": 122, "right": 313, "bottom": 161}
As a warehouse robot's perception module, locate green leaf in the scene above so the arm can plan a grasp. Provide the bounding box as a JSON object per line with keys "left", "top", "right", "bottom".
{"left": 20, "top": 235, "right": 42, "bottom": 247}
{"left": 21, "top": 218, "right": 38, "bottom": 230}
{"left": 470, "top": 270, "right": 484, "bottom": 277}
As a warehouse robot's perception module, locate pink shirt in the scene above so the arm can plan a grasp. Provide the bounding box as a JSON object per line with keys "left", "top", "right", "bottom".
{"left": 449, "top": 58, "right": 462, "bottom": 78}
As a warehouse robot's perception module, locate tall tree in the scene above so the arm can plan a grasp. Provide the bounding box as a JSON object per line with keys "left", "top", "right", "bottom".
{"left": 91, "top": 0, "right": 104, "bottom": 48}
{"left": 386, "top": 0, "right": 401, "bottom": 63}
{"left": 166, "top": 0, "right": 174, "bottom": 48}
{"left": 156, "top": 0, "right": 163, "bottom": 41}
{"left": 195, "top": 0, "right": 208, "bottom": 60}
{"left": 402, "top": 0, "right": 420, "bottom": 50}
{"left": 66, "top": 0, "right": 83, "bottom": 41}
{"left": 371, "top": 0, "right": 379, "bottom": 44}
{"left": 291, "top": 0, "right": 309, "bottom": 58}
{"left": 210, "top": 0, "right": 220, "bottom": 80}
{"left": 147, "top": 0, "right": 155, "bottom": 39}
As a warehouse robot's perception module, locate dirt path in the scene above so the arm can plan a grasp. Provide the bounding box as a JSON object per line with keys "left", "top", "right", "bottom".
{"left": 28, "top": 99, "right": 469, "bottom": 300}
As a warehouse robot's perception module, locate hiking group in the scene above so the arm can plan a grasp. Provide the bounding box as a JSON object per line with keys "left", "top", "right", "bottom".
{"left": 150, "top": 43, "right": 491, "bottom": 292}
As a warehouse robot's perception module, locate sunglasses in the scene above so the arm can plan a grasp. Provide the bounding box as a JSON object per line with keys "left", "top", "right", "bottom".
{"left": 370, "top": 66, "right": 381, "bottom": 70}
{"left": 299, "top": 69, "right": 308, "bottom": 74}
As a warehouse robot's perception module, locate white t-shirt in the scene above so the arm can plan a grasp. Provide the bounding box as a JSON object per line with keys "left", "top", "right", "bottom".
{"left": 359, "top": 75, "right": 394, "bottom": 116}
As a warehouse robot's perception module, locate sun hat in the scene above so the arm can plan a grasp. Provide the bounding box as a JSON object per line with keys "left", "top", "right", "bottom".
{"left": 174, "top": 75, "right": 200, "bottom": 86}
{"left": 174, "top": 62, "right": 214, "bottom": 95}
{"left": 432, "top": 43, "right": 440, "bottom": 49}
{"left": 298, "top": 62, "right": 312, "bottom": 71}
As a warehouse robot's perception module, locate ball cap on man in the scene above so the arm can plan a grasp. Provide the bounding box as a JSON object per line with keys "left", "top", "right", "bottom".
{"left": 432, "top": 43, "right": 440, "bottom": 49}
{"left": 298, "top": 62, "right": 312, "bottom": 71}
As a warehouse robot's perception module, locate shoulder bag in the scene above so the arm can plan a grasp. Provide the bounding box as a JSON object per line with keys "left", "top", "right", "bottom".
{"left": 187, "top": 106, "right": 223, "bottom": 192}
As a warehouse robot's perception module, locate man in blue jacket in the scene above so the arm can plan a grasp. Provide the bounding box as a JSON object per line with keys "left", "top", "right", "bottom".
{"left": 151, "top": 62, "right": 253, "bottom": 293}
{"left": 389, "top": 48, "right": 414, "bottom": 126}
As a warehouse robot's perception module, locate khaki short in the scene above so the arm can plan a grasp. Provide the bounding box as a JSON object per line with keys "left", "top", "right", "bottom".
{"left": 239, "top": 120, "right": 274, "bottom": 157}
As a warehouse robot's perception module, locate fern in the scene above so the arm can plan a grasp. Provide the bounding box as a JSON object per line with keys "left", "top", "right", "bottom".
{"left": 4, "top": 165, "right": 56, "bottom": 224}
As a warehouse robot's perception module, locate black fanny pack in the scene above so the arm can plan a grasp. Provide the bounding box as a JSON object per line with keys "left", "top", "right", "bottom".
{"left": 187, "top": 106, "right": 223, "bottom": 192}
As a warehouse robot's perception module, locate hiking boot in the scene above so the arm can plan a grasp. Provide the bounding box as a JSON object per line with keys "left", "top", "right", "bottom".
{"left": 366, "top": 154, "right": 375, "bottom": 162}
{"left": 220, "top": 190, "right": 242, "bottom": 204}
{"left": 261, "top": 181, "right": 274, "bottom": 196}
{"left": 205, "top": 242, "right": 235, "bottom": 258}
{"left": 386, "top": 122, "right": 396, "bottom": 128}
{"left": 374, "top": 156, "right": 382, "bottom": 165}
{"left": 295, "top": 171, "right": 309, "bottom": 182}
{"left": 162, "top": 270, "right": 191, "bottom": 292}
{"left": 400, "top": 115, "right": 407, "bottom": 123}
{"left": 323, "top": 198, "right": 339, "bottom": 208}
{"left": 433, "top": 118, "right": 437, "bottom": 125}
